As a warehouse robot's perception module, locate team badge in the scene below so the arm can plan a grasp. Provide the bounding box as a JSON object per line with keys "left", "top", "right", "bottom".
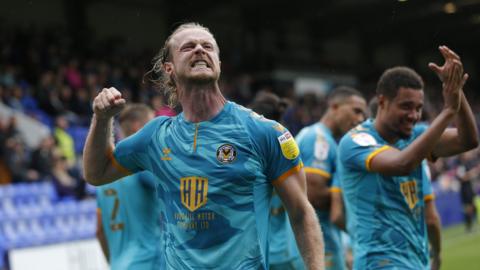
{"left": 216, "top": 144, "right": 237, "bottom": 164}
{"left": 351, "top": 133, "right": 377, "bottom": 146}
{"left": 277, "top": 131, "right": 300, "bottom": 160}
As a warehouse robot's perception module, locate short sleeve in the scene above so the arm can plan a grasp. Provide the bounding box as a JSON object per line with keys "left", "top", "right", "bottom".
{"left": 297, "top": 131, "right": 334, "bottom": 179}
{"left": 254, "top": 122, "right": 303, "bottom": 186}
{"left": 113, "top": 117, "right": 167, "bottom": 173}
{"left": 330, "top": 172, "right": 342, "bottom": 193}
{"left": 338, "top": 132, "right": 391, "bottom": 172}
{"left": 422, "top": 161, "right": 435, "bottom": 201}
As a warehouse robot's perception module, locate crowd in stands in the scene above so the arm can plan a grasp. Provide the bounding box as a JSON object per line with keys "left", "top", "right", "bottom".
{"left": 0, "top": 23, "right": 479, "bottom": 266}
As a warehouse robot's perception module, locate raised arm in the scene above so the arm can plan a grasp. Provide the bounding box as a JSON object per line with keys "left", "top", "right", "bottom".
{"left": 370, "top": 46, "right": 469, "bottom": 176}
{"left": 275, "top": 169, "right": 325, "bottom": 270}
{"left": 429, "top": 46, "right": 478, "bottom": 158}
{"left": 83, "top": 87, "right": 127, "bottom": 185}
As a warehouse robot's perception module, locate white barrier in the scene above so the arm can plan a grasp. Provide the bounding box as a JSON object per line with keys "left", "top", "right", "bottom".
{"left": 9, "top": 239, "right": 108, "bottom": 270}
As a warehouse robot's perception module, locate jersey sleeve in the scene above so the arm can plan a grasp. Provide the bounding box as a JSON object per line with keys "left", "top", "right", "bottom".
{"left": 297, "top": 131, "right": 334, "bottom": 180}
{"left": 330, "top": 171, "right": 342, "bottom": 193}
{"left": 113, "top": 117, "right": 167, "bottom": 173}
{"left": 338, "top": 132, "right": 391, "bottom": 172}
{"left": 253, "top": 121, "right": 303, "bottom": 186}
{"left": 422, "top": 161, "right": 435, "bottom": 201}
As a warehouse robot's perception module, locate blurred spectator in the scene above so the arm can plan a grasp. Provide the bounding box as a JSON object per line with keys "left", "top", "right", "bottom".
{"left": 150, "top": 93, "right": 176, "bottom": 117}
{"left": 64, "top": 59, "right": 83, "bottom": 90}
{"left": 0, "top": 116, "right": 19, "bottom": 184}
{"left": 4, "top": 135, "right": 40, "bottom": 182}
{"left": 50, "top": 149, "right": 85, "bottom": 199}
{"left": 282, "top": 93, "right": 324, "bottom": 136}
{"left": 455, "top": 149, "right": 480, "bottom": 232}
{"left": 30, "top": 135, "right": 56, "bottom": 179}
{"left": 53, "top": 115, "right": 75, "bottom": 167}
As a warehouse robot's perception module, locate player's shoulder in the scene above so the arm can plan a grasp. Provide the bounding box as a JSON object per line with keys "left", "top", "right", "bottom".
{"left": 230, "top": 101, "right": 287, "bottom": 136}
{"left": 148, "top": 115, "right": 171, "bottom": 129}
{"left": 339, "top": 120, "right": 378, "bottom": 148}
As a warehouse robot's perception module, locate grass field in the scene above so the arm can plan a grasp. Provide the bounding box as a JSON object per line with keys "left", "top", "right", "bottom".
{"left": 442, "top": 223, "right": 480, "bottom": 270}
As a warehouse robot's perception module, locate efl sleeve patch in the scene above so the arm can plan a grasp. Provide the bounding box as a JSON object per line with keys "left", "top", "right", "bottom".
{"left": 351, "top": 132, "right": 377, "bottom": 147}
{"left": 278, "top": 131, "right": 300, "bottom": 160}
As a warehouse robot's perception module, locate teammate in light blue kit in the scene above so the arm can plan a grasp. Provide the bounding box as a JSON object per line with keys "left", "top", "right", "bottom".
{"left": 296, "top": 87, "right": 367, "bottom": 270}
{"left": 84, "top": 23, "right": 324, "bottom": 270}
{"left": 96, "top": 104, "right": 163, "bottom": 270}
{"left": 248, "top": 91, "right": 305, "bottom": 270}
{"left": 338, "top": 46, "right": 478, "bottom": 270}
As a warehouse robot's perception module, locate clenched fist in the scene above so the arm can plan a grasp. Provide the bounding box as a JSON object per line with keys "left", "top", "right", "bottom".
{"left": 92, "top": 87, "right": 126, "bottom": 120}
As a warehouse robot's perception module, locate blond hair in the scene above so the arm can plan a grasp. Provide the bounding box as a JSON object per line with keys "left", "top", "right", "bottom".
{"left": 149, "top": 22, "right": 218, "bottom": 107}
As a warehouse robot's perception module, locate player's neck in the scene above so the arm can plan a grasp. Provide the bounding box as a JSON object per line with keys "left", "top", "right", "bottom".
{"left": 320, "top": 113, "right": 340, "bottom": 139}
{"left": 374, "top": 118, "right": 399, "bottom": 144}
{"left": 179, "top": 84, "right": 227, "bottom": 123}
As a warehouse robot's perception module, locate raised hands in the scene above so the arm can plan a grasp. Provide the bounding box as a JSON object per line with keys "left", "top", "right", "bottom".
{"left": 92, "top": 87, "right": 126, "bottom": 120}
{"left": 428, "top": 46, "right": 469, "bottom": 112}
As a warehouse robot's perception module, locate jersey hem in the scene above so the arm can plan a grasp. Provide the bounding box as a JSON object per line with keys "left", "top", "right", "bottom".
{"left": 107, "top": 148, "right": 133, "bottom": 176}
{"left": 365, "top": 145, "right": 391, "bottom": 171}
{"left": 304, "top": 167, "right": 331, "bottom": 179}
{"left": 330, "top": 187, "right": 342, "bottom": 193}
{"left": 272, "top": 162, "right": 304, "bottom": 187}
{"left": 424, "top": 194, "right": 435, "bottom": 201}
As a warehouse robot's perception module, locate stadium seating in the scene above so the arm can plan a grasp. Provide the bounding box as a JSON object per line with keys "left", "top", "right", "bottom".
{"left": 0, "top": 182, "right": 96, "bottom": 266}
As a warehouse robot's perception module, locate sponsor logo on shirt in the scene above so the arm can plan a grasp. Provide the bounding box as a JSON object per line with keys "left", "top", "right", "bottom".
{"left": 180, "top": 176, "right": 208, "bottom": 212}
{"left": 400, "top": 180, "right": 419, "bottom": 209}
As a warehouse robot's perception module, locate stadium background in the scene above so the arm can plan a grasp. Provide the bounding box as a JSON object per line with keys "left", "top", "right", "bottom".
{"left": 1, "top": 0, "right": 480, "bottom": 269}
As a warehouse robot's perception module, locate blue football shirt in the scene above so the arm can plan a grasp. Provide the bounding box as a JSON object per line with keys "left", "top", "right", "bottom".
{"left": 112, "top": 101, "right": 303, "bottom": 269}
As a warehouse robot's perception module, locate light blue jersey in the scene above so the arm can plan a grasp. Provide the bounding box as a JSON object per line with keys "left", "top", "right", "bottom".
{"left": 338, "top": 119, "right": 434, "bottom": 270}
{"left": 96, "top": 171, "right": 162, "bottom": 270}
{"left": 296, "top": 123, "right": 346, "bottom": 270}
{"left": 112, "top": 101, "right": 303, "bottom": 270}
{"left": 269, "top": 193, "right": 304, "bottom": 270}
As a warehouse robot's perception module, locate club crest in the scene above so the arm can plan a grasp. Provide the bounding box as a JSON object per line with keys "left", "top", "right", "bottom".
{"left": 216, "top": 144, "right": 237, "bottom": 164}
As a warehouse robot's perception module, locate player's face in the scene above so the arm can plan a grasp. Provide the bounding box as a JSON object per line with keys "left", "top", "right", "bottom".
{"left": 166, "top": 28, "right": 221, "bottom": 85}
{"left": 336, "top": 95, "right": 367, "bottom": 135}
{"left": 383, "top": 87, "right": 424, "bottom": 139}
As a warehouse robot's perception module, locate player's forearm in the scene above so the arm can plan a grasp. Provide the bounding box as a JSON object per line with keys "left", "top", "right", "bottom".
{"left": 427, "top": 218, "right": 441, "bottom": 259}
{"left": 329, "top": 193, "right": 346, "bottom": 231}
{"left": 395, "top": 109, "right": 456, "bottom": 174}
{"left": 291, "top": 203, "right": 325, "bottom": 270}
{"left": 454, "top": 92, "right": 479, "bottom": 151}
{"left": 83, "top": 115, "right": 115, "bottom": 185}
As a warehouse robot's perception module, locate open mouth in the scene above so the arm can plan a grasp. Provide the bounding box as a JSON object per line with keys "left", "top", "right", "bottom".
{"left": 191, "top": 60, "right": 211, "bottom": 69}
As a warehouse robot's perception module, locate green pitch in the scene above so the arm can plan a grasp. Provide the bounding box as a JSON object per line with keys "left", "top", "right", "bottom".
{"left": 442, "top": 223, "right": 480, "bottom": 270}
